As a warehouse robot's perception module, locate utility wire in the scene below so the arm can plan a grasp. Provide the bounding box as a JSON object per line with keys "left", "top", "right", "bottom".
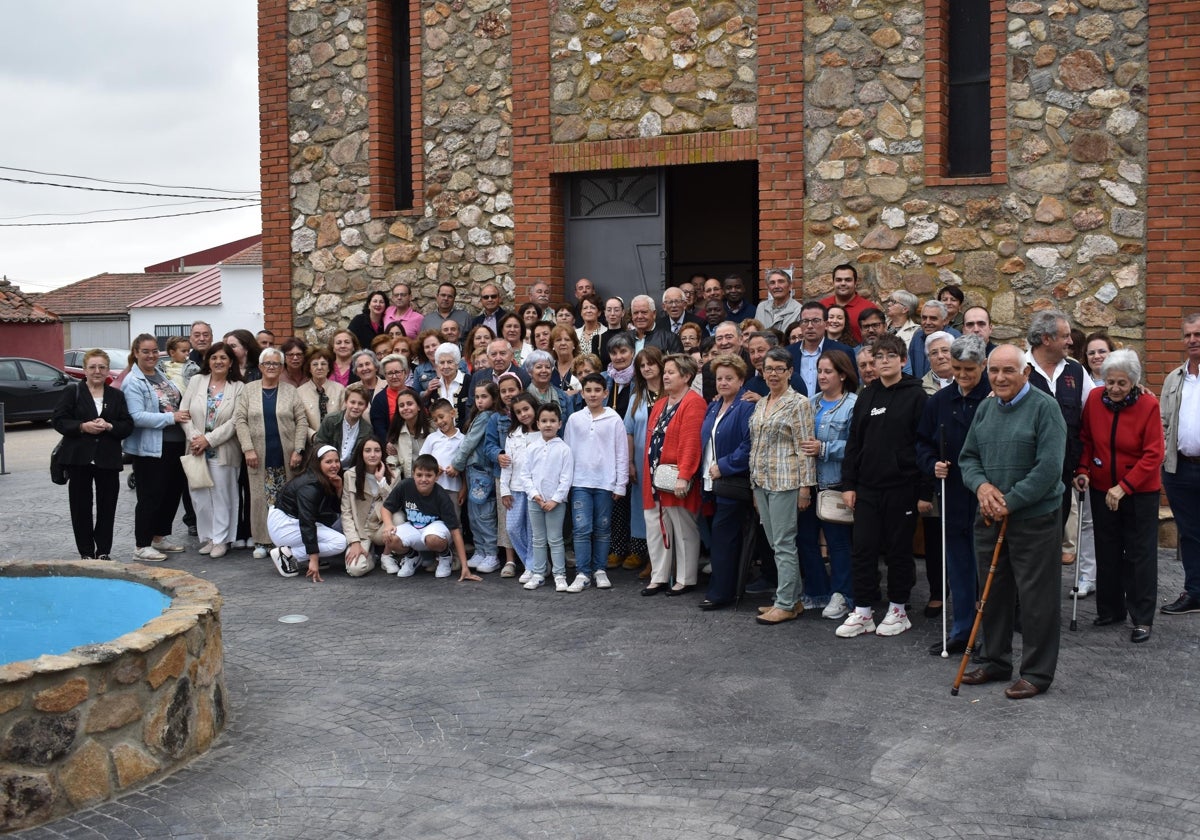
{"left": 0, "top": 175, "right": 260, "bottom": 201}
{"left": 0, "top": 165, "right": 259, "bottom": 195}
{"left": 0, "top": 203, "right": 260, "bottom": 227}
{"left": 0, "top": 199, "right": 224, "bottom": 221}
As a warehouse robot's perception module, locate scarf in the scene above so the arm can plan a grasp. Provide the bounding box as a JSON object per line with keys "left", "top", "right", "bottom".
{"left": 606, "top": 362, "right": 635, "bottom": 387}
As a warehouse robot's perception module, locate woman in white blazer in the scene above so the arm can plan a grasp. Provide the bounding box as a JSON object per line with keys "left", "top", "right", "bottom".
{"left": 181, "top": 342, "right": 246, "bottom": 558}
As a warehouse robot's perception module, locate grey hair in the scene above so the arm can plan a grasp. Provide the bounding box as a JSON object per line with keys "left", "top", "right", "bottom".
{"left": 892, "top": 290, "right": 918, "bottom": 317}
{"left": 1027, "top": 309, "right": 1068, "bottom": 348}
{"left": 950, "top": 334, "right": 987, "bottom": 365}
{"left": 350, "top": 349, "right": 379, "bottom": 373}
{"left": 663, "top": 352, "right": 699, "bottom": 384}
{"left": 764, "top": 346, "right": 792, "bottom": 368}
{"left": 924, "top": 331, "right": 954, "bottom": 357}
{"left": 433, "top": 343, "right": 461, "bottom": 365}
{"left": 379, "top": 353, "right": 408, "bottom": 372}
{"left": 1184, "top": 312, "right": 1200, "bottom": 328}
{"left": 606, "top": 333, "right": 635, "bottom": 353}
{"left": 523, "top": 349, "right": 554, "bottom": 371}
{"left": 922, "top": 300, "right": 948, "bottom": 319}
{"left": 662, "top": 287, "right": 684, "bottom": 304}
{"left": 259, "top": 347, "right": 284, "bottom": 365}
{"left": 1100, "top": 348, "right": 1142, "bottom": 383}
{"left": 630, "top": 294, "right": 656, "bottom": 312}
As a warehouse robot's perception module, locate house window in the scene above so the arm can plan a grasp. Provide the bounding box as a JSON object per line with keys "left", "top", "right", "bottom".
{"left": 368, "top": 0, "right": 418, "bottom": 213}
{"left": 568, "top": 170, "right": 660, "bottom": 219}
{"left": 154, "top": 325, "right": 190, "bottom": 350}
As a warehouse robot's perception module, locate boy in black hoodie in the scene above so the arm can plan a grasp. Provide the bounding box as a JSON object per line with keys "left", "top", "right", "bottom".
{"left": 835, "top": 334, "right": 930, "bottom": 638}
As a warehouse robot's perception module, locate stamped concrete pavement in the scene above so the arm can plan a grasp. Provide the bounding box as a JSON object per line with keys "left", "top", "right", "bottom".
{"left": 3, "top": 422, "right": 1199, "bottom": 839}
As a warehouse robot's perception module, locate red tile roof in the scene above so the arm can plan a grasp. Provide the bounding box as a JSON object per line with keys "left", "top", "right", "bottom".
{"left": 33, "top": 273, "right": 189, "bottom": 318}
{"left": 221, "top": 241, "right": 262, "bottom": 266}
{"left": 129, "top": 265, "right": 222, "bottom": 308}
{"left": 143, "top": 233, "right": 261, "bottom": 273}
{"left": 0, "top": 279, "right": 60, "bottom": 324}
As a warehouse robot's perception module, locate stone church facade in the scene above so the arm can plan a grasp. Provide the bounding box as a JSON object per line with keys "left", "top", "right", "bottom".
{"left": 258, "top": 0, "right": 1199, "bottom": 383}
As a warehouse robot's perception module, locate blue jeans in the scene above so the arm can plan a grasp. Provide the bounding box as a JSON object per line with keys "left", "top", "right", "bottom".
{"left": 796, "top": 505, "right": 852, "bottom": 604}
{"left": 945, "top": 526, "right": 978, "bottom": 641}
{"left": 466, "top": 466, "right": 497, "bottom": 556}
{"left": 505, "top": 492, "right": 531, "bottom": 565}
{"left": 571, "top": 487, "right": 612, "bottom": 577}
{"left": 1164, "top": 461, "right": 1200, "bottom": 597}
{"left": 528, "top": 499, "right": 567, "bottom": 577}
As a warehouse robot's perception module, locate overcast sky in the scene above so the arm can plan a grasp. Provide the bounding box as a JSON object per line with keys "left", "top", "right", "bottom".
{"left": 0, "top": 2, "right": 260, "bottom": 293}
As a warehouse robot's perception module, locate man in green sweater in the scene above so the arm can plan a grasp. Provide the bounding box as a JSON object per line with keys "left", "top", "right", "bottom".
{"left": 957, "top": 344, "right": 1067, "bottom": 699}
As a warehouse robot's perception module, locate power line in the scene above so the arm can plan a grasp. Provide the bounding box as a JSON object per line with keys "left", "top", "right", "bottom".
{"left": 0, "top": 203, "right": 260, "bottom": 227}
{"left": 0, "top": 165, "right": 259, "bottom": 195}
{"left": 0, "top": 199, "right": 225, "bottom": 221}
{"left": 0, "top": 175, "right": 260, "bottom": 201}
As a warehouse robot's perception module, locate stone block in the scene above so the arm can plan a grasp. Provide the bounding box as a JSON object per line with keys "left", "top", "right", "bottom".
{"left": 0, "top": 712, "right": 79, "bottom": 767}
{"left": 1110, "top": 208, "right": 1145, "bottom": 238}
{"left": 943, "top": 228, "right": 983, "bottom": 251}
{"left": 810, "top": 67, "right": 855, "bottom": 109}
{"left": 0, "top": 689, "right": 23, "bottom": 715}
{"left": 867, "top": 176, "right": 908, "bottom": 202}
{"left": 34, "top": 678, "right": 89, "bottom": 713}
{"left": 860, "top": 226, "right": 903, "bottom": 250}
{"left": 111, "top": 743, "right": 160, "bottom": 789}
{"left": 59, "top": 739, "right": 111, "bottom": 806}
{"left": 0, "top": 772, "right": 53, "bottom": 831}
{"left": 147, "top": 638, "right": 187, "bottom": 690}
{"left": 86, "top": 693, "right": 143, "bottom": 734}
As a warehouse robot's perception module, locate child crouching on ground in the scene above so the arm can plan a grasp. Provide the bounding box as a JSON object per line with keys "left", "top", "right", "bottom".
{"left": 562, "top": 373, "right": 629, "bottom": 592}
{"left": 519, "top": 403, "right": 573, "bottom": 590}
{"left": 379, "top": 454, "right": 479, "bottom": 581}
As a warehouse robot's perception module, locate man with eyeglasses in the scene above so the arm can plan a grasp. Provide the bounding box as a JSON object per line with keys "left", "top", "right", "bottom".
{"left": 857, "top": 308, "right": 887, "bottom": 345}
{"left": 421, "top": 282, "right": 471, "bottom": 336}
{"left": 836, "top": 333, "right": 929, "bottom": 640}
{"left": 385, "top": 282, "right": 423, "bottom": 338}
{"left": 907, "top": 299, "right": 960, "bottom": 379}
{"left": 755, "top": 269, "right": 803, "bottom": 331}
{"left": 788, "top": 300, "right": 858, "bottom": 396}
{"left": 188, "top": 321, "right": 213, "bottom": 366}
{"left": 657, "top": 287, "right": 703, "bottom": 334}
{"left": 820, "top": 264, "right": 873, "bottom": 345}
{"left": 470, "top": 283, "right": 508, "bottom": 334}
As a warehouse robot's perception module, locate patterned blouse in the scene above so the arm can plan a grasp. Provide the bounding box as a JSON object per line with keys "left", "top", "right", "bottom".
{"left": 748, "top": 387, "right": 816, "bottom": 492}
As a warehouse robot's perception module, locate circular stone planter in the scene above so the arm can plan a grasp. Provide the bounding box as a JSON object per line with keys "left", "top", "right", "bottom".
{"left": 0, "top": 560, "right": 226, "bottom": 832}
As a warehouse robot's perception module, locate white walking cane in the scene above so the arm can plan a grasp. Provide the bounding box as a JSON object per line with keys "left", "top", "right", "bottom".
{"left": 939, "top": 424, "right": 949, "bottom": 658}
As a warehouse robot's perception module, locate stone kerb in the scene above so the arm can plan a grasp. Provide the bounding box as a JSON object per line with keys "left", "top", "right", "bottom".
{"left": 0, "top": 560, "right": 226, "bottom": 832}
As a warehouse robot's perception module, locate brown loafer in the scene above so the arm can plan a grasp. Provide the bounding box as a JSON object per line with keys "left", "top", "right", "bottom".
{"left": 1004, "top": 678, "right": 1042, "bottom": 700}
{"left": 1061, "top": 553, "right": 1076, "bottom": 565}
{"left": 756, "top": 607, "right": 799, "bottom": 625}
{"left": 961, "top": 668, "right": 1009, "bottom": 686}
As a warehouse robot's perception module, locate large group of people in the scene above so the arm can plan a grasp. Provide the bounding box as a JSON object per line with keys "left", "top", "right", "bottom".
{"left": 51, "top": 269, "right": 1199, "bottom": 700}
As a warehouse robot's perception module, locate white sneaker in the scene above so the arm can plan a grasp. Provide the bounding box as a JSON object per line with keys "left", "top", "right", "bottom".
{"left": 822, "top": 593, "right": 850, "bottom": 621}
{"left": 1076, "top": 578, "right": 1095, "bottom": 597}
{"left": 836, "top": 611, "right": 877, "bottom": 638}
{"left": 270, "top": 546, "right": 299, "bottom": 577}
{"left": 151, "top": 539, "right": 185, "bottom": 553}
{"left": 567, "top": 574, "right": 591, "bottom": 593}
{"left": 875, "top": 606, "right": 912, "bottom": 637}
{"left": 467, "top": 553, "right": 482, "bottom": 570}
{"left": 476, "top": 555, "right": 501, "bottom": 574}
{"left": 554, "top": 575, "right": 569, "bottom": 592}
{"left": 252, "top": 544, "right": 269, "bottom": 560}
{"left": 380, "top": 553, "right": 400, "bottom": 575}
{"left": 232, "top": 539, "right": 249, "bottom": 550}
{"left": 523, "top": 575, "right": 545, "bottom": 590}
{"left": 133, "top": 546, "right": 166, "bottom": 562}
{"left": 198, "top": 540, "right": 213, "bottom": 555}
{"left": 397, "top": 556, "right": 419, "bottom": 578}
{"left": 518, "top": 570, "right": 534, "bottom": 584}
{"left": 593, "top": 570, "right": 612, "bottom": 589}
{"left": 209, "top": 543, "right": 227, "bottom": 559}
{"left": 435, "top": 554, "right": 453, "bottom": 578}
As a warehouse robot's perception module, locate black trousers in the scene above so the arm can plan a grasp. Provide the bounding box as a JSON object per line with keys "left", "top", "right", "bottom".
{"left": 66, "top": 464, "right": 120, "bottom": 557}
{"left": 235, "top": 456, "right": 252, "bottom": 542}
{"left": 850, "top": 485, "right": 918, "bottom": 606}
{"left": 921, "top": 515, "right": 943, "bottom": 604}
{"left": 706, "top": 500, "right": 749, "bottom": 603}
{"left": 132, "top": 440, "right": 187, "bottom": 547}
{"left": 1090, "top": 489, "right": 1159, "bottom": 626}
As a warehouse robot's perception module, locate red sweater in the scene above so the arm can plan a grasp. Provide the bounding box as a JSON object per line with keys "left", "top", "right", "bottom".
{"left": 641, "top": 390, "right": 706, "bottom": 513}
{"left": 821, "top": 292, "right": 874, "bottom": 344}
{"left": 1077, "top": 389, "right": 1163, "bottom": 494}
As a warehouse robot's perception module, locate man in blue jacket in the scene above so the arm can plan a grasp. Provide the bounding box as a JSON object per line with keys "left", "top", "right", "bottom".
{"left": 788, "top": 300, "right": 857, "bottom": 396}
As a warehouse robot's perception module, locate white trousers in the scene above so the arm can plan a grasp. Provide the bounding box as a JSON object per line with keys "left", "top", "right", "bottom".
{"left": 645, "top": 505, "right": 701, "bottom": 586}
{"left": 192, "top": 462, "right": 239, "bottom": 545}
{"left": 395, "top": 521, "right": 451, "bottom": 553}
{"left": 267, "top": 507, "right": 348, "bottom": 558}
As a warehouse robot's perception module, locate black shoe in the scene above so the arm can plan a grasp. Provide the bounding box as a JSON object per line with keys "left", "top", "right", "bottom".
{"left": 698, "top": 599, "right": 731, "bottom": 611}
{"left": 96, "top": 554, "right": 112, "bottom": 562}
{"left": 187, "top": 524, "right": 199, "bottom": 537}
{"left": 929, "top": 637, "right": 967, "bottom": 656}
{"left": 664, "top": 584, "right": 695, "bottom": 597}
{"left": 1161, "top": 592, "right": 1200, "bottom": 615}
{"left": 1131, "top": 626, "right": 1152, "bottom": 643}
{"left": 641, "top": 583, "right": 665, "bottom": 596}
{"left": 923, "top": 601, "right": 943, "bottom": 618}
{"left": 744, "top": 578, "right": 776, "bottom": 595}
{"left": 1093, "top": 615, "right": 1124, "bottom": 627}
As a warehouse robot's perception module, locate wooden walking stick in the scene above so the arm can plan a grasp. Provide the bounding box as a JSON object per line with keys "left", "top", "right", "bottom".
{"left": 952, "top": 515, "right": 1008, "bottom": 696}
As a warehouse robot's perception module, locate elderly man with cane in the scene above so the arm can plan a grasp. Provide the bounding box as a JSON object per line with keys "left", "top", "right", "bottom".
{"left": 956, "top": 344, "right": 1067, "bottom": 699}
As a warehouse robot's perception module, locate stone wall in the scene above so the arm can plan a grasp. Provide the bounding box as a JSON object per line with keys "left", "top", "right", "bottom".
{"left": 285, "top": 0, "right": 515, "bottom": 344}
{"left": 801, "top": 0, "right": 1147, "bottom": 343}
{"left": 548, "top": 0, "right": 758, "bottom": 142}
{"left": 0, "top": 561, "right": 226, "bottom": 832}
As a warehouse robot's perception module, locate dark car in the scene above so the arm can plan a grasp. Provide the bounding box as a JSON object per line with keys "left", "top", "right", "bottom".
{"left": 0, "top": 357, "right": 74, "bottom": 424}
{"left": 64, "top": 348, "right": 128, "bottom": 381}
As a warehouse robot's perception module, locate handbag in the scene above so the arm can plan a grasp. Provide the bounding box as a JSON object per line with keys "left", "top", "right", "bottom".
{"left": 816, "top": 489, "right": 854, "bottom": 524}
{"left": 179, "top": 453, "right": 215, "bottom": 490}
{"left": 50, "top": 441, "right": 69, "bottom": 485}
{"left": 712, "top": 473, "right": 752, "bottom": 503}
{"left": 652, "top": 463, "right": 691, "bottom": 494}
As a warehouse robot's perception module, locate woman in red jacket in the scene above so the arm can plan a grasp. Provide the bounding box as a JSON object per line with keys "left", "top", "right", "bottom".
{"left": 1074, "top": 349, "right": 1164, "bottom": 644}
{"left": 641, "top": 354, "right": 706, "bottom": 596}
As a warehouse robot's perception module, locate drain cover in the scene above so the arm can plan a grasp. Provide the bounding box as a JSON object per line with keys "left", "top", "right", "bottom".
{"left": 278, "top": 614, "right": 309, "bottom": 624}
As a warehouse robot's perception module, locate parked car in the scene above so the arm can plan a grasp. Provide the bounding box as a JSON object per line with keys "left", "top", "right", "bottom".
{"left": 64, "top": 347, "right": 129, "bottom": 381}
{"left": 0, "top": 357, "right": 74, "bottom": 424}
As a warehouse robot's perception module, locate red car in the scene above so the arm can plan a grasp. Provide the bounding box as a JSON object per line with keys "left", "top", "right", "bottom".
{"left": 63, "top": 348, "right": 129, "bottom": 384}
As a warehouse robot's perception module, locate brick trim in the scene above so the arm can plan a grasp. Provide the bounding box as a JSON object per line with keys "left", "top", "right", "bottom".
{"left": 258, "top": 0, "right": 294, "bottom": 336}
{"left": 366, "top": 0, "right": 425, "bottom": 217}
{"left": 924, "top": 0, "right": 1008, "bottom": 186}
{"left": 1145, "top": 2, "right": 1200, "bottom": 388}
{"left": 548, "top": 131, "right": 759, "bottom": 173}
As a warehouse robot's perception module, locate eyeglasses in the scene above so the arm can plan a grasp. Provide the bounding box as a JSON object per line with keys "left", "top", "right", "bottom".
{"left": 762, "top": 366, "right": 789, "bottom": 375}
{"left": 481, "top": 294, "right": 499, "bottom": 300}
{"left": 385, "top": 371, "right": 406, "bottom": 378}
{"left": 873, "top": 352, "right": 901, "bottom": 362}
{"left": 285, "top": 351, "right": 304, "bottom": 358}
{"left": 861, "top": 321, "right": 884, "bottom": 330}
{"left": 800, "top": 318, "right": 825, "bottom": 325}
{"left": 261, "top": 361, "right": 282, "bottom": 368}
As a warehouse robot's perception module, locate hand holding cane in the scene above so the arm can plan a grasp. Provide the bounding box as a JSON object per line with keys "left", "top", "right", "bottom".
{"left": 939, "top": 424, "right": 948, "bottom": 658}
{"left": 952, "top": 514, "right": 1008, "bottom": 696}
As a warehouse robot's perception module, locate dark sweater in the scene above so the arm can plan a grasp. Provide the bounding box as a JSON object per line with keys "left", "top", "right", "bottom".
{"left": 959, "top": 386, "right": 1066, "bottom": 520}
{"left": 842, "top": 374, "right": 929, "bottom": 492}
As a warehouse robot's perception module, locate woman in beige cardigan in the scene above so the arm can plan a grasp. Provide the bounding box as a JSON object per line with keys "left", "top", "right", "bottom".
{"left": 341, "top": 437, "right": 395, "bottom": 576}
{"left": 181, "top": 342, "right": 245, "bottom": 558}
{"left": 236, "top": 347, "right": 309, "bottom": 558}
{"left": 297, "top": 345, "right": 345, "bottom": 438}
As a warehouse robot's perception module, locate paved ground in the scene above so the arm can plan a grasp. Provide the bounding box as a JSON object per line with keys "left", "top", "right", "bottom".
{"left": 3, "top": 421, "right": 1200, "bottom": 839}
